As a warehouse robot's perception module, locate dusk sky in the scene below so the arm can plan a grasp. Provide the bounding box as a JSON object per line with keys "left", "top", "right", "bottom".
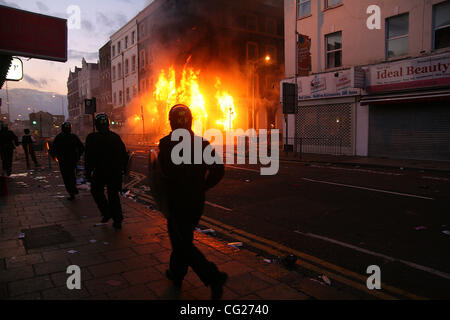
{"left": 1, "top": 0, "right": 151, "bottom": 95}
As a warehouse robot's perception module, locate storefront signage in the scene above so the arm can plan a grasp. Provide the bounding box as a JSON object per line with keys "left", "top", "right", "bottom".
{"left": 366, "top": 52, "right": 450, "bottom": 93}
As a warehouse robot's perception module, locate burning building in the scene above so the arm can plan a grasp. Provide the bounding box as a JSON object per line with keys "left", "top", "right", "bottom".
{"left": 110, "top": 0, "right": 284, "bottom": 143}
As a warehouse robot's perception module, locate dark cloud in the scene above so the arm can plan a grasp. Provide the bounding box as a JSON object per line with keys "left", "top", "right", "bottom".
{"left": 36, "top": 1, "right": 49, "bottom": 12}
{"left": 68, "top": 50, "right": 98, "bottom": 61}
{"left": 82, "top": 19, "right": 95, "bottom": 32}
{"left": 23, "top": 75, "right": 48, "bottom": 88}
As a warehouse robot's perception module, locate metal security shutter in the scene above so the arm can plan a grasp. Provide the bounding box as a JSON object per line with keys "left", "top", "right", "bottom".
{"left": 369, "top": 102, "right": 450, "bottom": 161}
{"left": 295, "top": 103, "right": 353, "bottom": 155}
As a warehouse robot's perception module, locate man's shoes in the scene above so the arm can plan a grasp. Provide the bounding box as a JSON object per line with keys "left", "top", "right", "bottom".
{"left": 165, "top": 269, "right": 182, "bottom": 289}
{"left": 210, "top": 272, "right": 228, "bottom": 300}
{"left": 113, "top": 221, "right": 122, "bottom": 230}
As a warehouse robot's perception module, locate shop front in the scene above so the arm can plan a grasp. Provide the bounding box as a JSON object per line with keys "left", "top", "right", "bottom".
{"left": 362, "top": 52, "right": 450, "bottom": 161}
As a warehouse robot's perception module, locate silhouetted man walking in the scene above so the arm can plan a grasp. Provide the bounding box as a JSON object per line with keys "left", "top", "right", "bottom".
{"left": 156, "top": 104, "right": 228, "bottom": 300}
{"left": 85, "top": 114, "right": 128, "bottom": 230}
{"left": 50, "top": 122, "right": 84, "bottom": 200}
{"left": 21, "top": 129, "right": 39, "bottom": 170}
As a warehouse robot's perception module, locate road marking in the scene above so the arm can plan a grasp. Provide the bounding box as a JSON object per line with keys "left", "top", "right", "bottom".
{"left": 293, "top": 230, "right": 450, "bottom": 281}
{"left": 200, "top": 215, "right": 426, "bottom": 300}
{"left": 226, "top": 165, "right": 260, "bottom": 173}
{"left": 302, "top": 178, "right": 435, "bottom": 200}
{"left": 205, "top": 201, "right": 233, "bottom": 212}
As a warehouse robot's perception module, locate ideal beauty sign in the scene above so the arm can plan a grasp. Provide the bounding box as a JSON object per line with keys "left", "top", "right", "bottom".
{"left": 367, "top": 52, "right": 450, "bottom": 93}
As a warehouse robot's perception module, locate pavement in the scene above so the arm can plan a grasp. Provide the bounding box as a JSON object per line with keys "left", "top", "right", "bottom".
{"left": 0, "top": 150, "right": 360, "bottom": 300}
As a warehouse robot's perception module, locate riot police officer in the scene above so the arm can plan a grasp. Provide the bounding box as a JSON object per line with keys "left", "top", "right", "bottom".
{"left": 50, "top": 122, "right": 84, "bottom": 200}
{"left": 85, "top": 114, "right": 128, "bottom": 230}
{"left": 157, "top": 104, "right": 228, "bottom": 300}
{"left": 0, "top": 122, "right": 19, "bottom": 176}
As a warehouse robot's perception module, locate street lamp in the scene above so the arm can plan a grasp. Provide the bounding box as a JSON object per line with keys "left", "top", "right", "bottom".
{"left": 250, "top": 55, "right": 272, "bottom": 129}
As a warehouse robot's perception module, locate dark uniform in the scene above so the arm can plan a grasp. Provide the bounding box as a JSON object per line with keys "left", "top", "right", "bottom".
{"left": 157, "top": 104, "right": 227, "bottom": 300}
{"left": 21, "top": 130, "right": 39, "bottom": 170}
{"left": 85, "top": 114, "right": 128, "bottom": 229}
{"left": 50, "top": 123, "right": 84, "bottom": 200}
{"left": 0, "top": 124, "right": 19, "bottom": 176}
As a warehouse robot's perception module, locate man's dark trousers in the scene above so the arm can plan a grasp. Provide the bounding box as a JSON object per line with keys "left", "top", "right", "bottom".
{"left": 167, "top": 206, "right": 220, "bottom": 286}
{"left": 23, "top": 145, "right": 38, "bottom": 169}
{"left": 90, "top": 172, "right": 123, "bottom": 223}
{"left": 59, "top": 161, "right": 77, "bottom": 196}
{"left": 1, "top": 149, "right": 13, "bottom": 176}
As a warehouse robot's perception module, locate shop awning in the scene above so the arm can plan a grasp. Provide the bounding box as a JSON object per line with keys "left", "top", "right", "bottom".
{"left": 360, "top": 89, "right": 450, "bottom": 105}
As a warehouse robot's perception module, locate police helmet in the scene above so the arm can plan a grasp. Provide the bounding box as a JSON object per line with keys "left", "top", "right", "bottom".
{"left": 62, "top": 122, "right": 72, "bottom": 134}
{"left": 95, "top": 113, "right": 110, "bottom": 132}
{"left": 169, "top": 104, "right": 193, "bottom": 130}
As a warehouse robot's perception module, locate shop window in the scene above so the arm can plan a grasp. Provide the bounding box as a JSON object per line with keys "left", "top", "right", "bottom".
{"left": 433, "top": 1, "right": 450, "bottom": 50}
{"left": 386, "top": 13, "right": 409, "bottom": 58}
{"left": 326, "top": 31, "right": 342, "bottom": 69}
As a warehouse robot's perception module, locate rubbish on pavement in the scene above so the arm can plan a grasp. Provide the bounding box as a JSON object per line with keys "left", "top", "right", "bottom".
{"left": 18, "top": 233, "right": 25, "bottom": 239}
{"left": 94, "top": 223, "right": 108, "bottom": 227}
{"left": 245, "top": 180, "right": 251, "bottom": 183}
{"left": 67, "top": 250, "right": 78, "bottom": 254}
{"left": 442, "top": 231, "right": 450, "bottom": 235}
{"left": 415, "top": 226, "right": 427, "bottom": 231}
{"left": 263, "top": 259, "right": 272, "bottom": 264}
{"left": 106, "top": 280, "right": 122, "bottom": 287}
{"left": 228, "top": 242, "right": 243, "bottom": 249}
{"left": 90, "top": 240, "right": 97, "bottom": 244}
{"left": 35, "top": 177, "right": 46, "bottom": 180}
{"left": 196, "top": 228, "right": 216, "bottom": 235}
{"left": 10, "top": 173, "right": 28, "bottom": 178}
{"left": 320, "top": 275, "right": 332, "bottom": 286}
{"left": 103, "top": 242, "right": 109, "bottom": 245}
{"left": 78, "top": 184, "right": 91, "bottom": 191}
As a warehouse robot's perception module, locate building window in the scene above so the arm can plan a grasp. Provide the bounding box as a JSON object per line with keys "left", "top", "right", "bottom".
{"left": 119, "top": 91, "right": 123, "bottom": 105}
{"left": 132, "top": 31, "right": 136, "bottom": 45}
{"left": 265, "top": 18, "right": 277, "bottom": 34}
{"left": 112, "top": 66, "right": 116, "bottom": 81}
{"left": 298, "top": 0, "right": 311, "bottom": 18}
{"left": 325, "top": 0, "right": 342, "bottom": 9}
{"left": 118, "top": 41, "right": 121, "bottom": 54}
{"left": 113, "top": 92, "right": 117, "bottom": 105}
{"left": 433, "top": 1, "right": 450, "bottom": 50}
{"left": 125, "top": 59, "right": 129, "bottom": 75}
{"left": 132, "top": 55, "right": 136, "bottom": 72}
{"left": 118, "top": 63, "right": 122, "bottom": 78}
{"left": 140, "top": 50, "right": 146, "bottom": 68}
{"left": 125, "top": 36, "right": 128, "bottom": 49}
{"left": 246, "top": 42, "right": 259, "bottom": 62}
{"left": 326, "top": 31, "right": 342, "bottom": 69}
{"left": 247, "top": 15, "right": 257, "bottom": 31}
{"left": 112, "top": 46, "right": 116, "bottom": 57}
{"left": 386, "top": 13, "right": 409, "bottom": 58}
{"left": 133, "top": 85, "right": 137, "bottom": 97}
{"left": 126, "top": 88, "right": 130, "bottom": 102}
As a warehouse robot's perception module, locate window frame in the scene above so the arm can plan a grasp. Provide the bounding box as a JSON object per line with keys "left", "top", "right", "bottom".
{"left": 324, "top": 0, "right": 342, "bottom": 10}
{"left": 246, "top": 41, "right": 259, "bottom": 63}
{"left": 325, "top": 31, "right": 343, "bottom": 69}
{"left": 432, "top": 1, "right": 450, "bottom": 50}
{"left": 297, "top": 0, "right": 311, "bottom": 19}
{"left": 385, "top": 13, "right": 410, "bottom": 59}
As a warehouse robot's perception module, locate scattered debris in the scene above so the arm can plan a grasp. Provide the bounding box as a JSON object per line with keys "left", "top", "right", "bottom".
{"left": 10, "top": 173, "right": 28, "bottom": 178}
{"left": 319, "top": 275, "right": 332, "bottom": 286}
{"left": 245, "top": 180, "right": 251, "bottom": 183}
{"left": 195, "top": 228, "right": 216, "bottom": 235}
{"left": 18, "top": 233, "right": 25, "bottom": 239}
{"left": 106, "top": 280, "right": 122, "bottom": 287}
{"left": 103, "top": 242, "right": 109, "bottom": 245}
{"left": 78, "top": 184, "right": 91, "bottom": 191}
{"left": 67, "top": 250, "right": 78, "bottom": 254}
{"left": 94, "top": 223, "right": 108, "bottom": 227}
{"left": 89, "top": 240, "right": 97, "bottom": 244}
{"left": 228, "top": 242, "right": 243, "bottom": 249}
{"left": 281, "top": 254, "right": 298, "bottom": 269}
{"left": 35, "top": 177, "right": 46, "bottom": 180}
{"left": 442, "top": 231, "right": 450, "bottom": 236}
{"left": 263, "top": 259, "right": 272, "bottom": 264}
{"left": 54, "top": 196, "right": 66, "bottom": 199}
{"left": 415, "top": 226, "right": 428, "bottom": 231}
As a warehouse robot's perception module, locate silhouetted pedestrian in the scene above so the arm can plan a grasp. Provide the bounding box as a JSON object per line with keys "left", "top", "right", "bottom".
{"left": 50, "top": 122, "right": 84, "bottom": 200}
{"left": 21, "top": 129, "right": 39, "bottom": 170}
{"left": 85, "top": 114, "right": 128, "bottom": 230}
{"left": 156, "top": 104, "right": 228, "bottom": 300}
{"left": 0, "top": 122, "right": 19, "bottom": 176}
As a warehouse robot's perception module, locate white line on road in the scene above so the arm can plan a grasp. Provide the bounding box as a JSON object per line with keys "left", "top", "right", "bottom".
{"left": 205, "top": 201, "right": 233, "bottom": 212}
{"left": 293, "top": 230, "right": 450, "bottom": 281}
{"left": 226, "top": 165, "right": 260, "bottom": 173}
{"left": 302, "top": 178, "right": 435, "bottom": 201}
